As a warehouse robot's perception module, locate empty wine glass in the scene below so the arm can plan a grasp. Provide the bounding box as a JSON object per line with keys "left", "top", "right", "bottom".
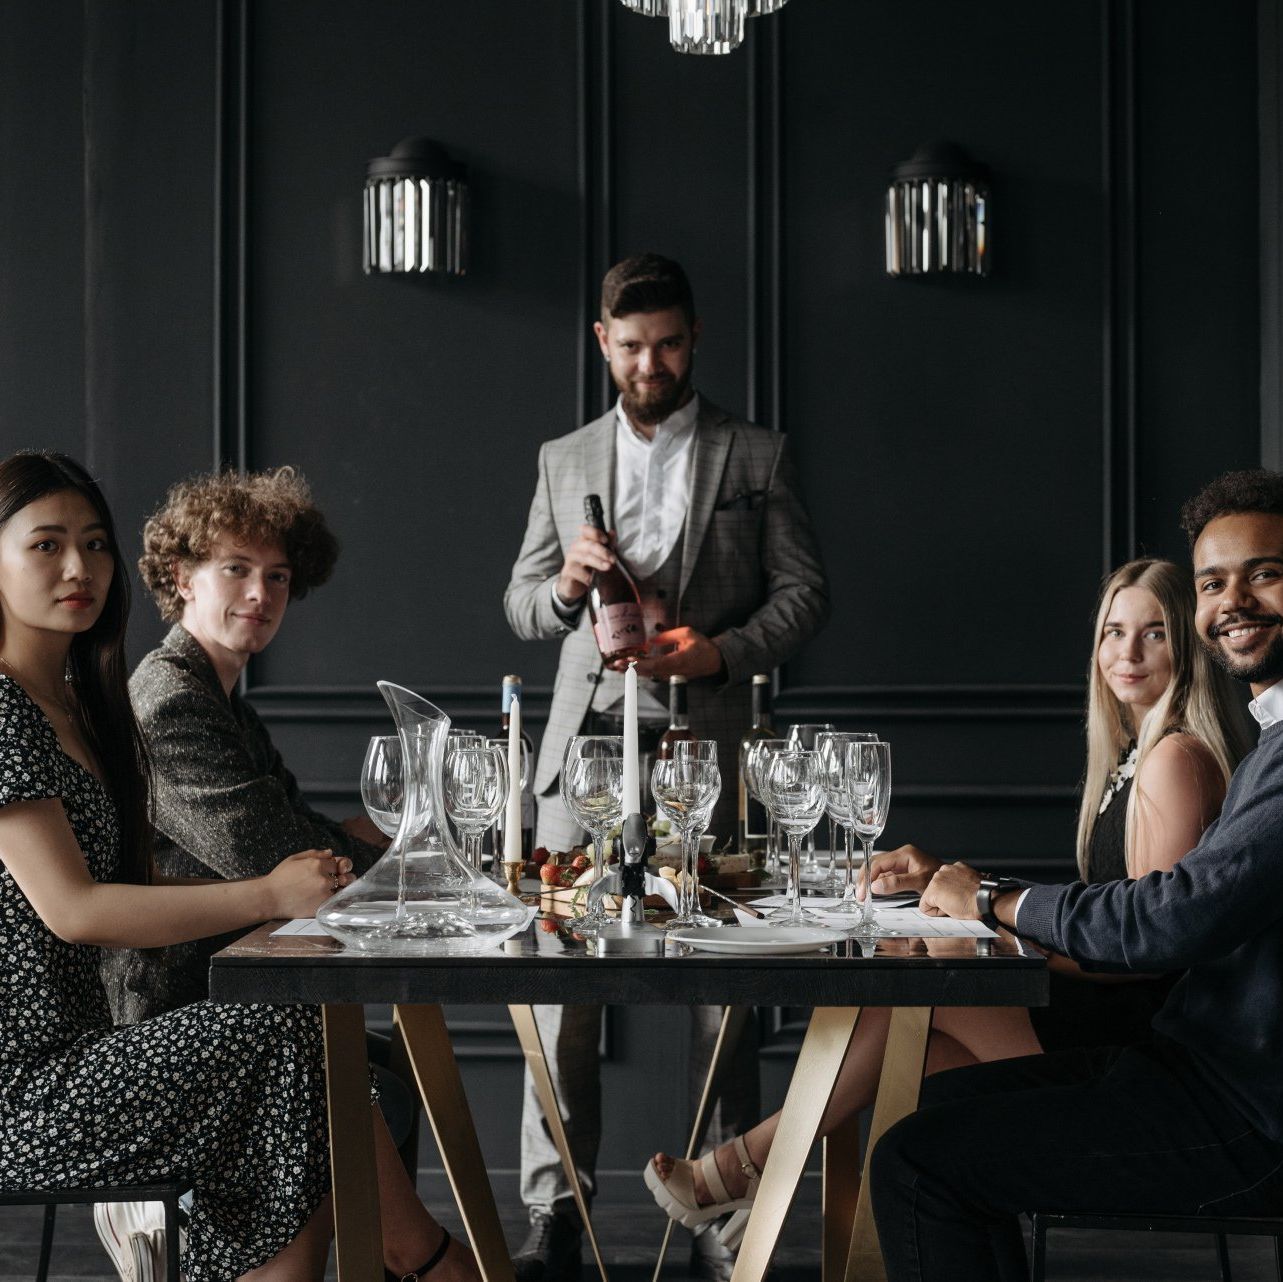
{"left": 745, "top": 738, "right": 790, "bottom": 888}
{"left": 444, "top": 744, "right": 509, "bottom": 875}
{"left": 561, "top": 736, "right": 624, "bottom": 934}
{"left": 847, "top": 740, "right": 892, "bottom": 940}
{"left": 360, "top": 734, "right": 404, "bottom": 837}
{"left": 788, "top": 723, "right": 835, "bottom": 874}
{"left": 816, "top": 732, "right": 878, "bottom": 907}
{"left": 652, "top": 739, "right": 722, "bottom": 929}
{"left": 762, "top": 750, "right": 828, "bottom": 927}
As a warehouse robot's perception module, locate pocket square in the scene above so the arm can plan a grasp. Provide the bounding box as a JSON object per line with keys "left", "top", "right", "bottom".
{"left": 715, "top": 489, "right": 767, "bottom": 512}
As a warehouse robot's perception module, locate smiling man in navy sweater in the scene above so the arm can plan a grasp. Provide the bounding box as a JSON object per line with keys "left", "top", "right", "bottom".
{"left": 868, "top": 469, "right": 1283, "bottom": 1282}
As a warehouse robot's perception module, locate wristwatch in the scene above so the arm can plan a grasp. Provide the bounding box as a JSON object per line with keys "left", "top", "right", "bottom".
{"left": 975, "top": 874, "right": 1023, "bottom": 932}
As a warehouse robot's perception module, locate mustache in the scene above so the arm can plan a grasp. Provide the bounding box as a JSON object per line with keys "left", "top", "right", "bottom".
{"left": 1208, "top": 612, "right": 1283, "bottom": 638}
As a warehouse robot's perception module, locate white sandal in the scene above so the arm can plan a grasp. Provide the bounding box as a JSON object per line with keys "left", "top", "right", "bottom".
{"left": 643, "top": 1135, "right": 762, "bottom": 1246}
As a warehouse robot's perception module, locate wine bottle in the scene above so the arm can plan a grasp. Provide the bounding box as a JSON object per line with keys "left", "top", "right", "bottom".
{"left": 582, "top": 493, "right": 647, "bottom": 664}
{"left": 738, "top": 673, "right": 775, "bottom": 854}
{"left": 501, "top": 674, "right": 535, "bottom": 858}
{"left": 656, "top": 675, "right": 696, "bottom": 761}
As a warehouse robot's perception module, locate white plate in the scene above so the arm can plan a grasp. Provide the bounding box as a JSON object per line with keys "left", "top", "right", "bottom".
{"left": 668, "top": 926, "right": 835, "bottom": 955}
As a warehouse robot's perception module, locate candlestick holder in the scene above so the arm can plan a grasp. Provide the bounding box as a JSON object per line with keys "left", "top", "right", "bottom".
{"left": 590, "top": 813, "right": 678, "bottom": 956}
{"left": 503, "top": 860, "right": 524, "bottom": 898}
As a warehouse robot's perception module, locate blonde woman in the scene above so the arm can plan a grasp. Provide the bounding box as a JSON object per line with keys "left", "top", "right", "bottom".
{"left": 645, "top": 558, "right": 1248, "bottom": 1240}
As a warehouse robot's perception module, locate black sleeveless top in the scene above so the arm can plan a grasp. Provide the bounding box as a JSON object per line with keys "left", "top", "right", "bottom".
{"left": 1029, "top": 753, "right": 1181, "bottom": 1054}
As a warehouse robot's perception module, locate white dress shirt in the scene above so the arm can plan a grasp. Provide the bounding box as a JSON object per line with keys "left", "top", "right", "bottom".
{"left": 1249, "top": 681, "right": 1283, "bottom": 730}
{"left": 611, "top": 393, "right": 700, "bottom": 577}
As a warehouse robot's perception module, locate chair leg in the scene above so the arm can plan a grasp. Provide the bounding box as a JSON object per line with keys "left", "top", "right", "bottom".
{"left": 164, "top": 1194, "right": 181, "bottom": 1281}
{"left": 1274, "top": 1234, "right": 1282, "bottom": 1282}
{"left": 1029, "top": 1215, "right": 1046, "bottom": 1282}
{"left": 1216, "top": 1231, "right": 1232, "bottom": 1282}
{"left": 36, "top": 1202, "right": 56, "bottom": 1282}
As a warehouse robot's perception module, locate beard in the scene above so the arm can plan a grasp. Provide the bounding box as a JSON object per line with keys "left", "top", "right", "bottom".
{"left": 1201, "top": 612, "right": 1283, "bottom": 685}
{"left": 617, "top": 366, "right": 693, "bottom": 426}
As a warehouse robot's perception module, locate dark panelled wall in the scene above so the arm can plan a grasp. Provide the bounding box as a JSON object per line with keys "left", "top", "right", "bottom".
{"left": 0, "top": 0, "right": 1267, "bottom": 1191}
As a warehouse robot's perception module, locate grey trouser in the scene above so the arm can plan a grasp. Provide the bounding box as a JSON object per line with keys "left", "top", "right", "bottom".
{"left": 523, "top": 792, "right": 761, "bottom": 1217}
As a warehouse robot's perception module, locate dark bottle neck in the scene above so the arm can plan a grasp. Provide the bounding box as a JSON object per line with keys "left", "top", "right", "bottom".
{"left": 669, "top": 681, "right": 689, "bottom": 728}
{"left": 751, "top": 681, "right": 772, "bottom": 729}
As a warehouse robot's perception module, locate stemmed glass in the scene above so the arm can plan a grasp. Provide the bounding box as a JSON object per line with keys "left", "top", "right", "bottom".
{"left": 561, "top": 736, "right": 624, "bottom": 935}
{"left": 787, "top": 724, "right": 835, "bottom": 875}
{"left": 652, "top": 739, "right": 722, "bottom": 929}
{"left": 360, "top": 734, "right": 404, "bottom": 837}
{"left": 762, "top": 750, "right": 828, "bottom": 928}
{"left": 443, "top": 744, "right": 509, "bottom": 874}
{"left": 847, "top": 740, "right": 892, "bottom": 940}
{"left": 816, "top": 732, "right": 878, "bottom": 905}
{"left": 745, "top": 738, "right": 790, "bottom": 888}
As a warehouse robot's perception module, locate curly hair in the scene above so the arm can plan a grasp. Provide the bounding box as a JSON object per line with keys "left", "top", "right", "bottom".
{"left": 139, "top": 467, "right": 339, "bottom": 623}
{"left": 1180, "top": 468, "right": 1283, "bottom": 547}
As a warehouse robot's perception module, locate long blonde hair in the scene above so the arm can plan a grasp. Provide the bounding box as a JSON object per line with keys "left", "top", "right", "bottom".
{"left": 1075, "top": 558, "right": 1249, "bottom": 877}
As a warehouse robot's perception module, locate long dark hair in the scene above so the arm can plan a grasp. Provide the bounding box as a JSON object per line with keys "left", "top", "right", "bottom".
{"left": 0, "top": 452, "right": 152, "bottom": 883}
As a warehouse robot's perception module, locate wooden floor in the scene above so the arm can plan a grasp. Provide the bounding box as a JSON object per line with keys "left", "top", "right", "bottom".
{"left": 3, "top": 1181, "right": 1280, "bottom": 1282}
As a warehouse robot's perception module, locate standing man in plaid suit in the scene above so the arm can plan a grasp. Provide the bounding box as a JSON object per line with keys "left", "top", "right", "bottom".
{"left": 504, "top": 254, "right": 829, "bottom": 1281}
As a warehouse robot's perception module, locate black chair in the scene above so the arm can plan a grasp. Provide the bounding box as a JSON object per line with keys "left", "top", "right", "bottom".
{"left": 1030, "top": 1210, "right": 1283, "bottom": 1282}
{"left": 0, "top": 1182, "right": 186, "bottom": 1281}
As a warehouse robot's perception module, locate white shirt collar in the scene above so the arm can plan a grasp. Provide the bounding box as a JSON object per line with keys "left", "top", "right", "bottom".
{"left": 614, "top": 392, "right": 700, "bottom": 445}
{"left": 1248, "top": 681, "right": 1283, "bottom": 730}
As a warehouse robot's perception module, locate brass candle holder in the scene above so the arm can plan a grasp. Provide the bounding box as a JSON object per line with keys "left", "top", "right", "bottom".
{"left": 503, "top": 861, "right": 524, "bottom": 898}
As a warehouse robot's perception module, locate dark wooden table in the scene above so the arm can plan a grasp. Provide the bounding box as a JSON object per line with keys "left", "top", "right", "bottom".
{"left": 209, "top": 918, "right": 1046, "bottom": 1282}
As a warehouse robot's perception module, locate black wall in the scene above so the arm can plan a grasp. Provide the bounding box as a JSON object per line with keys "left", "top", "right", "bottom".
{"left": 0, "top": 0, "right": 1270, "bottom": 1194}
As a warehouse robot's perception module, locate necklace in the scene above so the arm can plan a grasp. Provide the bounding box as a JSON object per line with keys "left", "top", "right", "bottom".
{"left": 0, "top": 655, "right": 75, "bottom": 720}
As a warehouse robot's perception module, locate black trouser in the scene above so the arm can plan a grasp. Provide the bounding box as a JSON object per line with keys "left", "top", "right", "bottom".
{"left": 870, "top": 1039, "right": 1283, "bottom": 1282}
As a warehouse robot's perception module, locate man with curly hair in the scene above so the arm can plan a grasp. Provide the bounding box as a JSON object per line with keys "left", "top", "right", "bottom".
{"left": 103, "top": 466, "right": 386, "bottom": 1023}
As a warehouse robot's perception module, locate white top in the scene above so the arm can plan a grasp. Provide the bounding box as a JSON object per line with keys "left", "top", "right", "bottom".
{"left": 1249, "top": 680, "right": 1283, "bottom": 730}
{"left": 611, "top": 393, "right": 700, "bottom": 578}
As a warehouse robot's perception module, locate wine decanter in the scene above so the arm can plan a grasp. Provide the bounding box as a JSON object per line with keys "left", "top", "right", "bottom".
{"left": 317, "top": 681, "right": 528, "bottom": 955}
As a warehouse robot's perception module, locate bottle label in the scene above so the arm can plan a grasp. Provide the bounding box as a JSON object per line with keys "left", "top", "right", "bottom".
{"left": 593, "top": 602, "right": 645, "bottom": 654}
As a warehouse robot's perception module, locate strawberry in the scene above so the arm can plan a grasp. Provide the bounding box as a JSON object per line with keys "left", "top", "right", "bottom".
{"left": 539, "top": 864, "right": 561, "bottom": 886}
{"left": 558, "top": 866, "right": 579, "bottom": 888}
{"left": 697, "top": 854, "right": 713, "bottom": 876}
{"left": 569, "top": 854, "right": 590, "bottom": 872}
{"left": 531, "top": 846, "right": 551, "bottom": 867}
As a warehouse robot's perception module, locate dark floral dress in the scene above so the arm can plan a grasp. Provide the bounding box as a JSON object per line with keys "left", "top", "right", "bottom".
{"left": 0, "top": 676, "right": 331, "bottom": 1280}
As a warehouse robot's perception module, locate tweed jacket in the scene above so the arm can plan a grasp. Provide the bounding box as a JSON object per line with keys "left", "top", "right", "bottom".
{"left": 101, "top": 624, "right": 381, "bottom": 1023}
{"left": 505, "top": 398, "right": 829, "bottom": 803}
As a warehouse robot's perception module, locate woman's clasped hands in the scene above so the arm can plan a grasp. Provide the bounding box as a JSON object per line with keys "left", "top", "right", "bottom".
{"left": 263, "top": 849, "right": 354, "bottom": 919}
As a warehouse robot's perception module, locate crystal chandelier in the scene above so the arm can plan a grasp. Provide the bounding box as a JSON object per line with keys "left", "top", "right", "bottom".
{"left": 363, "top": 137, "right": 469, "bottom": 277}
{"left": 618, "top": 0, "right": 789, "bottom": 55}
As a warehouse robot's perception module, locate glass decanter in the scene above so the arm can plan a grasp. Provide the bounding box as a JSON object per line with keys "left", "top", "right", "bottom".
{"left": 317, "top": 681, "right": 528, "bottom": 955}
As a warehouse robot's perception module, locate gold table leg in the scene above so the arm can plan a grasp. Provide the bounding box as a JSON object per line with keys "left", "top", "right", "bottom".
{"left": 843, "top": 1006, "right": 933, "bottom": 1282}
{"left": 508, "top": 1004, "right": 610, "bottom": 1282}
{"left": 729, "top": 1007, "right": 863, "bottom": 1282}
{"left": 395, "top": 1005, "right": 516, "bottom": 1282}
{"left": 650, "top": 1005, "right": 751, "bottom": 1282}
{"left": 323, "top": 1004, "right": 384, "bottom": 1282}
{"left": 822, "top": 1109, "right": 863, "bottom": 1282}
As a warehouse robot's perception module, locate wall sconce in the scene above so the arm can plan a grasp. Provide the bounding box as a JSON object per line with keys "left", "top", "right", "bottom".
{"left": 364, "top": 137, "right": 469, "bottom": 277}
{"left": 885, "top": 141, "right": 989, "bottom": 277}
{"left": 618, "top": 0, "right": 788, "bottom": 53}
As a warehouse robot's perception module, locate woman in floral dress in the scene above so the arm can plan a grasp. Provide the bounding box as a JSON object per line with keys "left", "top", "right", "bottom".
{"left": 0, "top": 452, "right": 475, "bottom": 1282}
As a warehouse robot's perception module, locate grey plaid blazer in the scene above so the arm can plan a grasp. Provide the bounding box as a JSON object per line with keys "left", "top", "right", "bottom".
{"left": 505, "top": 399, "right": 829, "bottom": 810}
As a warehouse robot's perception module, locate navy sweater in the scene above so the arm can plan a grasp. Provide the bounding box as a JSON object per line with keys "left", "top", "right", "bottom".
{"left": 1019, "top": 721, "right": 1283, "bottom": 1142}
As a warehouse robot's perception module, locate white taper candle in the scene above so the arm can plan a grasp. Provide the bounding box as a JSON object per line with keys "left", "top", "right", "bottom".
{"left": 622, "top": 662, "right": 640, "bottom": 815}
{"left": 504, "top": 696, "right": 522, "bottom": 859}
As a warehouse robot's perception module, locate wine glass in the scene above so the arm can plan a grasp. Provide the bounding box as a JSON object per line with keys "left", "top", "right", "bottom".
{"left": 443, "top": 744, "right": 509, "bottom": 874}
{"left": 847, "top": 740, "right": 892, "bottom": 940}
{"left": 360, "top": 734, "right": 404, "bottom": 837}
{"left": 487, "top": 736, "right": 532, "bottom": 872}
{"left": 816, "top": 732, "right": 878, "bottom": 904}
{"left": 787, "top": 723, "right": 835, "bottom": 875}
{"left": 652, "top": 739, "right": 722, "bottom": 929}
{"left": 745, "top": 738, "right": 790, "bottom": 888}
{"left": 560, "top": 736, "right": 624, "bottom": 934}
{"left": 762, "top": 750, "right": 828, "bottom": 928}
